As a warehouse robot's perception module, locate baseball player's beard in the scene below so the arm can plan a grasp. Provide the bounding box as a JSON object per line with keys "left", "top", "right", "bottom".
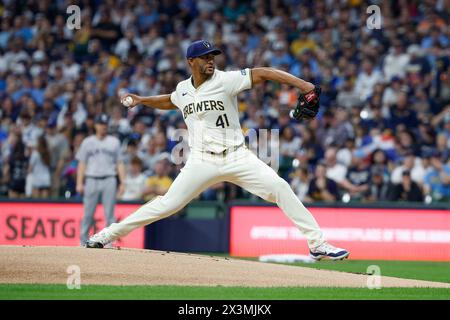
{"left": 201, "top": 64, "right": 214, "bottom": 76}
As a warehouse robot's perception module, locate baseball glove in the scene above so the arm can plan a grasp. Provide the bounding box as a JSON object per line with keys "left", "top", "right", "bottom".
{"left": 290, "top": 86, "right": 321, "bottom": 121}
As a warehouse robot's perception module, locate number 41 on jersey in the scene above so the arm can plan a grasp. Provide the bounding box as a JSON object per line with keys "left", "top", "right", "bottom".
{"left": 216, "top": 114, "right": 230, "bottom": 128}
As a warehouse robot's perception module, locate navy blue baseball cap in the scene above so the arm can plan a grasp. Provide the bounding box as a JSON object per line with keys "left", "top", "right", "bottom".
{"left": 186, "top": 40, "right": 222, "bottom": 59}
{"left": 94, "top": 113, "right": 110, "bottom": 124}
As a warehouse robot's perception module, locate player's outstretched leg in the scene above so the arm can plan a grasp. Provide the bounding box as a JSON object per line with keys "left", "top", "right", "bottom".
{"left": 226, "top": 148, "right": 349, "bottom": 260}
{"left": 86, "top": 157, "right": 223, "bottom": 248}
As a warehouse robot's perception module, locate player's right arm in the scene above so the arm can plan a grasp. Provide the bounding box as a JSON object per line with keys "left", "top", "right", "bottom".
{"left": 75, "top": 139, "right": 88, "bottom": 195}
{"left": 76, "top": 160, "right": 86, "bottom": 194}
{"left": 120, "top": 93, "right": 177, "bottom": 110}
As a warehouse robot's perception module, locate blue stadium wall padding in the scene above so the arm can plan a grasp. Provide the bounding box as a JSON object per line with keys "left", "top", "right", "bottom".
{"left": 145, "top": 217, "right": 229, "bottom": 253}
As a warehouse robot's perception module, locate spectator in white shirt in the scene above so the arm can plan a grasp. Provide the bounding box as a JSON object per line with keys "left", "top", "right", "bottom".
{"left": 354, "top": 59, "right": 383, "bottom": 102}
{"left": 324, "top": 147, "right": 347, "bottom": 184}
{"left": 290, "top": 166, "right": 310, "bottom": 201}
{"left": 280, "top": 126, "right": 302, "bottom": 158}
{"left": 391, "top": 150, "right": 425, "bottom": 186}
{"left": 382, "top": 76, "right": 404, "bottom": 107}
{"left": 29, "top": 136, "right": 51, "bottom": 198}
{"left": 336, "top": 78, "right": 363, "bottom": 109}
{"left": 121, "top": 156, "right": 146, "bottom": 201}
{"left": 383, "top": 40, "right": 410, "bottom": 82}
{"left": 115, "top": 27, "right": 144, "bottom": 61}
{"left": 62, "top": 54, "right": 80, "bottom": 81}
{"left": 18, "top": 110, "right": 43, "bottom": 148}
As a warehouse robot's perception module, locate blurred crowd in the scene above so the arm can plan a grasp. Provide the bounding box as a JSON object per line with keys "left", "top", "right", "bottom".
{"left": 0, "top": 0, "right": 449, "bottom": 203}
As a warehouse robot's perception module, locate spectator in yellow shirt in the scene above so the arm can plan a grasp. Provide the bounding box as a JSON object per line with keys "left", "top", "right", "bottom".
{"left": 290, "top": 31, "right": 318, "bottom": 57}
{"left": 143, "top": 158, "right": 173, "bottom": 201}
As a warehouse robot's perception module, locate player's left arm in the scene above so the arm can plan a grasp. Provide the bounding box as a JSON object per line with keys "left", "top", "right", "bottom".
{"left": 252, "top": 67, "right": 321, "bottom": 121}
{"left": 251, "top": 67, "right": 314, "bottom": 93}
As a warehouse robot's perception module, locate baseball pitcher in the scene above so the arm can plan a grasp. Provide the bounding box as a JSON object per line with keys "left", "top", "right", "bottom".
{"left": 86, "top": 40, "right": 349, "bottom": 260}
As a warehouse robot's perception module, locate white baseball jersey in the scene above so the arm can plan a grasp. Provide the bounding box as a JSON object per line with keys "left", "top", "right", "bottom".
{"left": 170, "top": 68, "right": 252, "bottom": 153}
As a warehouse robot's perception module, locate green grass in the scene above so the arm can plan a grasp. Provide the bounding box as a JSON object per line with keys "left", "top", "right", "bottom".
{"left": 283, "top": 260, "right": 450, "bottom": 284}
{"left": 203, "top": 254, "right": 450, "bottom": 284}
{"left": 0, "top": 284, "right": 449, "bottom": 300}
{"left": 1, "top": 259, "right": 449, "bottom": 300}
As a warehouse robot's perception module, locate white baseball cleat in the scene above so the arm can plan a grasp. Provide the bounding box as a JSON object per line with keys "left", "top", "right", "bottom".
{"left": 309, "top": 242, "right": 350, "bottom": 261}
{"left": 85, "top": 228, "right": 114, "bottom": 249}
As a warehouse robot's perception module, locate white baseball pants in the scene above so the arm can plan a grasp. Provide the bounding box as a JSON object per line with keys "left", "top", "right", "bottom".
{"left": 107, "top": 146, "right": 325, "bottom": 248}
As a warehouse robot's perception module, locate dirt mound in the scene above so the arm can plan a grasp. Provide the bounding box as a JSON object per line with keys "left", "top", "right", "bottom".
{"left": 0, "top": 246, "right": 449, "bottom": 288}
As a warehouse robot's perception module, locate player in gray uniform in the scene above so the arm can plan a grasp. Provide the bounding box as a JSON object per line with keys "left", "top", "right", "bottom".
{"left": 76, "top": 113, "right": 126, "bottom": 245}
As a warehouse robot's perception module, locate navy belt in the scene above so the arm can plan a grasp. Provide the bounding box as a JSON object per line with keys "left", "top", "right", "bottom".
{"left": 86, "top": 175, "right": 116, "bottom": 180}
{"left": 207, "top": 144, "right": 243, "bottom": 156}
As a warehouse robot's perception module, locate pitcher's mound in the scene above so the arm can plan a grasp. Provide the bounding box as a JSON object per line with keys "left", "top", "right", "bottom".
{"left": 0, "top": 246, "right": 448, "bottom": 288}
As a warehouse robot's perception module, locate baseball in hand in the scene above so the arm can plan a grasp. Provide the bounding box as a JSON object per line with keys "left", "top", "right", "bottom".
{"left": 122, "top": 96, "right": 134, "bottom": 107}
{"left": 289, "top": 110, "right": 295, "bottom": 119}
